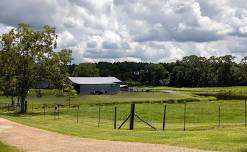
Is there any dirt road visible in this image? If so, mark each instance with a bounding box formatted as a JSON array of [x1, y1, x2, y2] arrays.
[[0, 118, 214, 152]]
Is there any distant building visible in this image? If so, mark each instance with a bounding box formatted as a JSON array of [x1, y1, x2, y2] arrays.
[[69, 77, 122, 94]]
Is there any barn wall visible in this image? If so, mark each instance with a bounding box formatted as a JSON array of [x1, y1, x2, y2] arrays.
[[79, 84, 120, 94]]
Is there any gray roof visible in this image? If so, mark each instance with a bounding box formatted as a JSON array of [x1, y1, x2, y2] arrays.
[[69, 77, 122, 85]]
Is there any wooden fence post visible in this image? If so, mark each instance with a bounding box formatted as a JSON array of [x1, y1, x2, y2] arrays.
[[32, 100, 33, 112], [114, 107, 117, 129], [162, 105, 167, 131], [129, 104, 135, 130], [184, 101, 187, 131], [218, 104, 221, 128], [54, 106, 56, 120], [43, 106, 46, 119], [58, 105, 60, 120], [245, 99, 246, 128], [77, 105, 80, 124], [98, 106, 101, 128]]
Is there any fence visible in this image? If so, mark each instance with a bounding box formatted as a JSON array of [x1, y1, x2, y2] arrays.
[[0, 99, 247, 131]]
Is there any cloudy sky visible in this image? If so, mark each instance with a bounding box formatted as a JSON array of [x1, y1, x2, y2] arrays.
[[0, 0, 247, 63]]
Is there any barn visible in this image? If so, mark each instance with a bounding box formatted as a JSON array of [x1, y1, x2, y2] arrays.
[[69, 77, 122, 94]]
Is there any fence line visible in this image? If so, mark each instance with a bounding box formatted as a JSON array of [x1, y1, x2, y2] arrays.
[[0, 100, 247, 131]]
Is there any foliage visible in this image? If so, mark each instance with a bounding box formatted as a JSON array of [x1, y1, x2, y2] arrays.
[[64, 83, 77, 106], [70, 55, 247, 87], [72, 63, 99, 77], [0, 23, 72, 113], [140, 64, 169, 86]]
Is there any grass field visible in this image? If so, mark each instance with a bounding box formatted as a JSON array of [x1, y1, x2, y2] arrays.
[[0, 91, 215, 108], [139, 86, 247, 95], [1, 91, 247, 152], [0, 142, 21, 152], [1, 98, 247, 151]]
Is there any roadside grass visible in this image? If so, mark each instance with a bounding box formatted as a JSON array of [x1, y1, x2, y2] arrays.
[[0, 142, 21, 152], [1, 99, 247, 152]]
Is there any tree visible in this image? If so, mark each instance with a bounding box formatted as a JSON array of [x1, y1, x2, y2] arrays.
[[140, 64, 169, 86], [0, 23, 72, 113], [49, 48, 73, 95], [169, 65, 186, 87], [72, 63, 100, 77], [214, 55, 235, 86], [181, 55, 209, 87], [239, 57, 247, 85], [64, 83, 77, 108]]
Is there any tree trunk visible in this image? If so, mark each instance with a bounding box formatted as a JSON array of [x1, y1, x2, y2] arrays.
[[20, 94, 27, 113], [11, 95, 14, 105]]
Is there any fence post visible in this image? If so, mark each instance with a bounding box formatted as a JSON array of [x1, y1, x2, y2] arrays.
[[184, 101, 186, 131], [129, 104, 135, 130], [32, 100, 33, 112], [162, 104, 167, 131], [54, 105, 57, 120], [245, 99, 246, 128], [58, 105, 60, 120], [54, 106, 56, 120], [43, 106, 46, 119], [218, 104, 221, 128], [98, 105, 101, 128], [114, 107, 117, 129], [77, 105, 80, 124]]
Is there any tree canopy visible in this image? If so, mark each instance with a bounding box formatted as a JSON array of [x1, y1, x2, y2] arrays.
[[0, 23, 72, 113], [72, 63, 100, 77], [68, 55, 247, 87]]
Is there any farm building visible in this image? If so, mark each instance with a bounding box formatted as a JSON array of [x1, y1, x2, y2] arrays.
[[120, 85, 129, 91], [69, 77, 122, 94]]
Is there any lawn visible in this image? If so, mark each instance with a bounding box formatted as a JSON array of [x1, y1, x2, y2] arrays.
[[0, 142, 21, 152], [1, 96, 247, 152]]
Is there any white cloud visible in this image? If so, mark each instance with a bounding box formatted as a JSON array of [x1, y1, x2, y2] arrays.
[[0, 0, 247, 63]]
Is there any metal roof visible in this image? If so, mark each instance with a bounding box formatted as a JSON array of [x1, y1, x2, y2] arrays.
[[69, 77, 122, 85]]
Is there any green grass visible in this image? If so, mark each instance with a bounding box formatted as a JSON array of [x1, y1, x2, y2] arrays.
[[0, 91, 209, 106], [139, 86, 247, 95], [0, 142, 21, 152], [1, 91, 247, 151], [1, 98, 247, 152]]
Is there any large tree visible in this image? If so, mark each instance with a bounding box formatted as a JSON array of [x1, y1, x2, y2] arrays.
[[0, 23, 72, 113]]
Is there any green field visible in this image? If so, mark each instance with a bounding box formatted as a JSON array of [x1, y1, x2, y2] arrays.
[[0, 91, 197, 105], [139, 86, 247, 95], [1, 91, 247, 152], [0, 142, 21, 152]]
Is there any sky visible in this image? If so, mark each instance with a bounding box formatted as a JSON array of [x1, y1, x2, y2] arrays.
[[0, 0, 247, 63]]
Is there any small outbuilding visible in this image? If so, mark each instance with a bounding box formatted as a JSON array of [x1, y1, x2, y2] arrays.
[[69, 77, 122, 94]]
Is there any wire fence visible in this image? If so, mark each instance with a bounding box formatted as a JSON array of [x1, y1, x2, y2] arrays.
[[0, 99, 246, 131]]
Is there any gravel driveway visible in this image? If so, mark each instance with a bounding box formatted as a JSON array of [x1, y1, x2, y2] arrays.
[[0, 118, 215, 152]]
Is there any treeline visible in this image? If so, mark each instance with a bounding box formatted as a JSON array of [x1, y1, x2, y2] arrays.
[[69, 55, 247, 87]]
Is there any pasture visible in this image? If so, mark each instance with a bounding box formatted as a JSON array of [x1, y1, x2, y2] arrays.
[[1, 90, 247, 152], [140, 86, 247, 95]]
